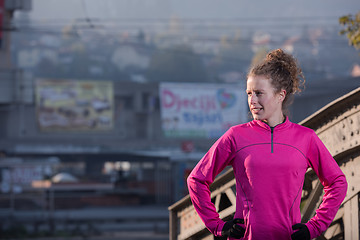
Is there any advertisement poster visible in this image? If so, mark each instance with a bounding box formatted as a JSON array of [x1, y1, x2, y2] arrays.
[[36, 79, 113, 131], [160, 82, 247, 138]]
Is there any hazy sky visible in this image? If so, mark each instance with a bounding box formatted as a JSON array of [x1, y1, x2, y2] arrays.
[[22, 0, 359, 21]]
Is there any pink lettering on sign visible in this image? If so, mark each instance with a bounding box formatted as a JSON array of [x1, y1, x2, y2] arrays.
[[162, 89, 216, 112]]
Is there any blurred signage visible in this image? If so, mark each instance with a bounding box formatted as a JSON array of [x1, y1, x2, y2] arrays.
[[35, 79, 113, 131], [2, 167, 42, 184], [1, 167, 42, 193], [160, 82, 246, 138], [181, 141, 194, 153]]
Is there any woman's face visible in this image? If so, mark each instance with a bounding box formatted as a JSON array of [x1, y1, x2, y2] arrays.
[[246, 75, 285, 126]]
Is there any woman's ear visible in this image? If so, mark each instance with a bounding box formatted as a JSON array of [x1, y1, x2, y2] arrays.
[[279, 89, 286, 102]]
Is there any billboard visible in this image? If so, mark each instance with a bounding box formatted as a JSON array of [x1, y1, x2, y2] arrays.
[[160, 82, 247, 138], [35, 79, 113, 131]]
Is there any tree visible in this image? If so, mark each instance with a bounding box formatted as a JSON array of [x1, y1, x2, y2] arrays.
[[146, 44, 207, 82], [339, 11, 360, 50], [250, 47, 268, 68], [215, 36, 253, 73]]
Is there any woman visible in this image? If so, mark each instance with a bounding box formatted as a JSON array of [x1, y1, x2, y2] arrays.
[[187, 49, 347, 240]]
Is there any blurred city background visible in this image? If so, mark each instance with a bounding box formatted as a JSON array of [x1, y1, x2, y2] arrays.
[[0, 0, 359, 239]]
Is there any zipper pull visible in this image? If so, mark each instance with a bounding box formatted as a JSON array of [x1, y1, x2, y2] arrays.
[[270, 127, 274, 153]]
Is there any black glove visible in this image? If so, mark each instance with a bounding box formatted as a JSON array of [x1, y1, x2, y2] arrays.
[[291, 223, 310, 240], [221, 218, 245, 239]]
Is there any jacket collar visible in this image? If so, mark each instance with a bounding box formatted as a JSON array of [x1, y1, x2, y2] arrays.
[[251, 116, 291, 131]]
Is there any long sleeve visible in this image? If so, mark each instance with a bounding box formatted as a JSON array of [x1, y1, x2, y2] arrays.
[[187, 129, 235, 236], [305, 131, 348, 239]]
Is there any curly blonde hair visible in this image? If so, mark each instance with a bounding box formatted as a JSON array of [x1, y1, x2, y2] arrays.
[[248, 49, 305, 109]]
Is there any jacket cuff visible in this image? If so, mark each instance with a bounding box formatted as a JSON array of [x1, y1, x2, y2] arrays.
[[214, 220, 226, 237], [305, 222, 316, 239]]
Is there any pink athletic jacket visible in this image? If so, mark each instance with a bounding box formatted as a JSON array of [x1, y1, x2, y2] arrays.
[[187, 117, 347, 240]]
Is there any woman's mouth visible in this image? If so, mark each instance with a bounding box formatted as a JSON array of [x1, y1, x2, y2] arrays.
[[251, 107, 263, 114]]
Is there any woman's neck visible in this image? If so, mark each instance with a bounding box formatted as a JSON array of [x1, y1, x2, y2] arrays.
[[263, 114, 286, 127]]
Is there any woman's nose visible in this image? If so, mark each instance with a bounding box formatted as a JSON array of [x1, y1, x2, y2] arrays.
[[249, 94, 257, 104]]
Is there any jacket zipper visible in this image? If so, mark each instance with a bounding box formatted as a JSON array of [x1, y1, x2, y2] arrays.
[[270, 126, 274, 153]]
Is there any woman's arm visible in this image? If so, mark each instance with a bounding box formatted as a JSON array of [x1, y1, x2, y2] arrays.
[[187, 129, 235, 236], [305, 131, 348, 239]]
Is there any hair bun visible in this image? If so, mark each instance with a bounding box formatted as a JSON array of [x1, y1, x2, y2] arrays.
[[266, 48, 286, 62], [248, 48, 305, 110], [266, 49, 296, 79]]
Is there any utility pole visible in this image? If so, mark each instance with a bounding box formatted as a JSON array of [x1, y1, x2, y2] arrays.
[[0, 0, 30, 66]]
